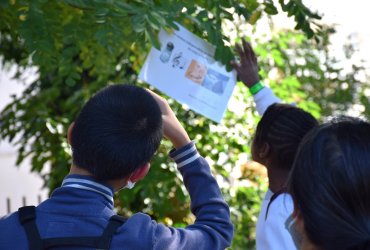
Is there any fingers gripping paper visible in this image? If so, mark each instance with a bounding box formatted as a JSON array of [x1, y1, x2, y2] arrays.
[[139, 24, 237, 123]]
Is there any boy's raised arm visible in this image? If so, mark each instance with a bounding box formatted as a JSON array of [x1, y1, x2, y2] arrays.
[[146, 89, 191, 149], [146, 90, 234, 250]]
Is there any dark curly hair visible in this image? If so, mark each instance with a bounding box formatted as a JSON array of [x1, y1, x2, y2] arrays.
[[254, 103, 318, 170]]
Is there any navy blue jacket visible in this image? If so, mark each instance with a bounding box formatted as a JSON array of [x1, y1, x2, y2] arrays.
[[0, 142, 233, 249]]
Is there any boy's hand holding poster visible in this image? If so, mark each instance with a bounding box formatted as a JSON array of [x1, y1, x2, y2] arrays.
[[139, 24, 237, 123]]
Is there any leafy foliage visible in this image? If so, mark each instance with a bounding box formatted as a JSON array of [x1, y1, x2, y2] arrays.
[[254, 27, 370, 120], [2, 0, 368, 249]]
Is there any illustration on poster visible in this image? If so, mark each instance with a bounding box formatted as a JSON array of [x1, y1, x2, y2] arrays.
[[185, 60, 207, 84], [201, 68, 229, 95], [185, 59, 228, 95], [138, 23, 237, 123], [172, 52, 188, 69], [160, 42, 174, 63]]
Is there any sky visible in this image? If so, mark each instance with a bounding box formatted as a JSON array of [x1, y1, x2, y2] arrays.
[[303, 0, 370, 68]]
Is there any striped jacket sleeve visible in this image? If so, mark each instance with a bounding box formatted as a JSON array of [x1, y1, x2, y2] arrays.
[[152, 141, 234, 250]]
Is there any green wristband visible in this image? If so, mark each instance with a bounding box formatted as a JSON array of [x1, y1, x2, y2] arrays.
[[249, 81, 264, 95]]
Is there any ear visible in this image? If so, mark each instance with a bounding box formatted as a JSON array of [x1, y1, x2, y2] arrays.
[[292, 203, 305, 231], [67, 122, 75, 145], [293, 208, 305, 237], [292, 203, 300, 219], [129, 163, 151, 182], [259, 142, 270, 159]]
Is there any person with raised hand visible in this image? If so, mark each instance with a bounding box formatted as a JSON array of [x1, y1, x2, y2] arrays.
[[0, 84, 233, 250], [232, 39, 318, 250]]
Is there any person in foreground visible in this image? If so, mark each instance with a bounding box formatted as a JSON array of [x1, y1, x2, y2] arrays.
[[0, 84, 233, 249], [231, 39, 318, 250], [288, 116, 370, 250]]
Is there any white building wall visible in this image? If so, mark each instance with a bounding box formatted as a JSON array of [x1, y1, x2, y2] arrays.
[[0, 66, 48, 216]]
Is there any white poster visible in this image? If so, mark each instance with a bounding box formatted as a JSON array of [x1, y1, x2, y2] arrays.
[[139, 24, 237, 123]]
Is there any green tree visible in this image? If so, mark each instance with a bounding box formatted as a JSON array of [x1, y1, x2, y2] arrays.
[[0, 0, 322, 183], [253, 27, 370, 120], [4, 0, 361, 249]]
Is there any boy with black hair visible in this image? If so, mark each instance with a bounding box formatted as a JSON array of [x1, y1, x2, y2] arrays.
[[0, 84, 233, 249], [231, 39, 318, 249]]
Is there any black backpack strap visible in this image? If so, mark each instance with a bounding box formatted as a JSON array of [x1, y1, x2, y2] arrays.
[[265, 188, 287, 220], [43, 215, 127, 249], [19, 206, 126, 250], [97, 215, 127, 249], [18, 206, 43, 250]]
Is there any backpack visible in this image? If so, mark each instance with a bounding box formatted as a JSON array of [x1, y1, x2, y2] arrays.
[[18, 206, 126, 250]]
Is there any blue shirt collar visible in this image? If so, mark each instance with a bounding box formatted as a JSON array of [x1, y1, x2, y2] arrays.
[[62, 174, 114, 206]]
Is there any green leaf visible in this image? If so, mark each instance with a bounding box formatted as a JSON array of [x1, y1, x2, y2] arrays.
[[145, 27, 160, 50], [264, 3, 278, 15], [249, 10, 262, 25], [132, 14, 146, 33], [238, 4, 252, 20], [147, 11, 164, 30]]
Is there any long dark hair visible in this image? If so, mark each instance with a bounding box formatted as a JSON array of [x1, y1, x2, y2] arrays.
[[289, 116, 370, 249]]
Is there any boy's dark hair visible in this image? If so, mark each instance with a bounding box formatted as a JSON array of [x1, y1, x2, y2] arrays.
[[289, 116, 370, 249], [254, 103, 318, 170], [71, 84, 163, 181]]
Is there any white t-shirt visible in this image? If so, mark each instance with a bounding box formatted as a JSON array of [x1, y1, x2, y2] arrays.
[[256, 189, 296, 250], [253, 87, 281, 116], [253, 86, 296, 249]]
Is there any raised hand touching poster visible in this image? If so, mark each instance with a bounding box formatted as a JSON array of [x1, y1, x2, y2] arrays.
[[139, 24, 237, 123]]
